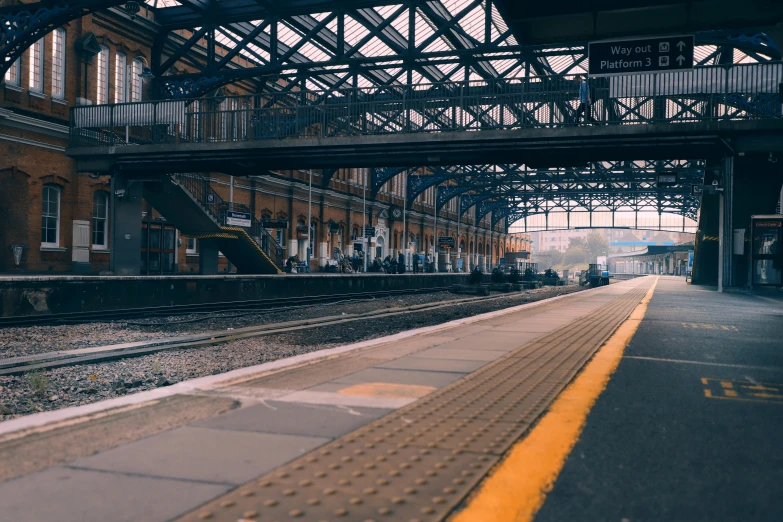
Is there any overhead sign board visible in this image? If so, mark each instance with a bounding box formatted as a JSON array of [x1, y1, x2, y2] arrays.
[[588, 35, 694, 77], [262, 218, 289, 229], [438, 236, 455, 248], [226, 210, 251, 228], [656, 171, 679, 187], [364, 226, 376, 238]]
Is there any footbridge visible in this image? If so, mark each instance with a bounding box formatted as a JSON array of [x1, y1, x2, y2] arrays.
[[67, 63, 783, 173]]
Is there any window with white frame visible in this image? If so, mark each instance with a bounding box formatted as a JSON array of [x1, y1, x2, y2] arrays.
[[186, 237, 197, 254], [29, 38, 44, 93], [4, 58, 20, 86], [115, 52, 126, 103], [92, 191, 109, 249], [131, 58, 142, 102], [51, 28, 65, 99], [189, 99, 201, 141], [96, 45, 109, 104], [41, 185, 61, 247]]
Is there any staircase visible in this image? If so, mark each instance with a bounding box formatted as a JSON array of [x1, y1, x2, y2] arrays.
[[143, 173, 284, 274]]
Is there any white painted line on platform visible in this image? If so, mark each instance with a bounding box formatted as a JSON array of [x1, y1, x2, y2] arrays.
[[623, 355, 781, 371], [0, 280, 644, 437]]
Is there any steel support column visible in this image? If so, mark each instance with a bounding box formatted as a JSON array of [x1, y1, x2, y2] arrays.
[[718, 156, 735, 291]]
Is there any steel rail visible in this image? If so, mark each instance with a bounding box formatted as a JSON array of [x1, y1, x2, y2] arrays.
[[0, 287, 452, 329], [0, 288, 559, 376]]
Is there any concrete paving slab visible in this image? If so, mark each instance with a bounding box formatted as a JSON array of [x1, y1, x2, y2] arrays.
[[0, 466, 229, 522], [275, 389, 417, 409], [492, 320, 571, 333], [438, 333, 530, 352], [72, 426, 329, 485], [356, 335, 458, 360], [192, 401, 392, 438], [373, 356, 489, 373], [409, 346, 511, 361], [331, 367, 466, 387]]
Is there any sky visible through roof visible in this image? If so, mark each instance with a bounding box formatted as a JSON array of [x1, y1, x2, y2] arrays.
[[142, 1, 761, 230]]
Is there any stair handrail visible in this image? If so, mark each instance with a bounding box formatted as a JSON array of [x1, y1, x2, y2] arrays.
[[172, 173, 285, 269]]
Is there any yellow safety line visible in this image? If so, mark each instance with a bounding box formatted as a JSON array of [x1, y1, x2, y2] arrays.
[[451, 276, 659, 522]]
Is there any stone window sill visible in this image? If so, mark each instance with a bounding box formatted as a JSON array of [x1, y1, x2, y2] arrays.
[[52, 97, 68, 105], [91, 248, 110, 253], [186, 252, 199, 257], [29, 90, 46, 100], [4, 83, 22, 92], [40, 246, 67, 252]]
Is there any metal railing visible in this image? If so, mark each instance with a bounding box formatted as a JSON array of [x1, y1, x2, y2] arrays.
[[70, 62, 783, 148], [175, 173, 285, 269]]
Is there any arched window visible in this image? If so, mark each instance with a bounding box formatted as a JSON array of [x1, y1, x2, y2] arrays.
[[96, 45, 109, 104], [92, 191, 109, 249], [131, 58, 143, 102], [51, 28, 66, 99], [115, 52, 127, 103], [29, 37, 44, 93], [41, 185, 61, 247]]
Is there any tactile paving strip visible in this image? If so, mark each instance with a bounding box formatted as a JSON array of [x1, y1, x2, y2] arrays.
[[177, 282, 651, 522]]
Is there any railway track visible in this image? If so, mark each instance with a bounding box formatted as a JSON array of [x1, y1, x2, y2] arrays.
[[0, 290, 542, 376], [0, 287, 453, 328]]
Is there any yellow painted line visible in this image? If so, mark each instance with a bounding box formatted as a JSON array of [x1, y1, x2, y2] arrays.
[[705, 395, 783, 405], [451, 277, 659, 522], [704, 390, 713, 398], [724, 389, 738, 397], [337, 382, 436, 399]]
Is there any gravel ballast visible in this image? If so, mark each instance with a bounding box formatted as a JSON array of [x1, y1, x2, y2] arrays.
[[0, 285, 585, 421]]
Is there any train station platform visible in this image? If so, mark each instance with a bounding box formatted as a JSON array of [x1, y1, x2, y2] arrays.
[[0, 276, 780, 521]]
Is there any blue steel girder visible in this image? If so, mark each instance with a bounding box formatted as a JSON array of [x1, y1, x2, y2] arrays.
[[371, 166, 408, 196], [395, 161, 703, 223], [148, 1, 575, 99], [0, 0, 125, 78], [696, 31, 781, 61]]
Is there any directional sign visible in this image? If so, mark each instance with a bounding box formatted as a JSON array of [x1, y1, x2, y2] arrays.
[[588, 35, 694, 77], [226, 210, 251, 228], [364, 226, 376, 238]]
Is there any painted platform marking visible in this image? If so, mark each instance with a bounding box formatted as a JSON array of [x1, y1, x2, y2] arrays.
[[702, 378, 783, 404], [683, 323, 739, 331], [337, 382, 436, 399]]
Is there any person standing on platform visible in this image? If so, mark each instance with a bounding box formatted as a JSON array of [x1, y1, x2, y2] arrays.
[[575, 75, 594, 125], [398, 252, 406, 274], [413, 254, 420, 274]]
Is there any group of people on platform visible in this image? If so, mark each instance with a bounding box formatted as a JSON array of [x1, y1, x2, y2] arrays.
[[302, 250, 442, 274]]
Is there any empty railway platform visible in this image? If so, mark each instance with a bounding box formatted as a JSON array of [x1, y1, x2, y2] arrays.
[[0, 276, 780, 522]]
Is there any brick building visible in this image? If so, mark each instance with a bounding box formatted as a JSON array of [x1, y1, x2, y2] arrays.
[[1, 4, 526, 274]]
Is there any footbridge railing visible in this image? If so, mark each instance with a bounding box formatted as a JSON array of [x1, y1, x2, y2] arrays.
[[70, 62, 783, 148]]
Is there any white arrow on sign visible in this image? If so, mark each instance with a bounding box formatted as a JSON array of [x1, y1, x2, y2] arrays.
[[676, 55, 686, 65], [677, 40, 686, 51]]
